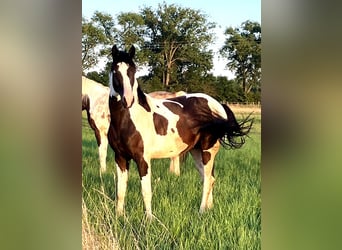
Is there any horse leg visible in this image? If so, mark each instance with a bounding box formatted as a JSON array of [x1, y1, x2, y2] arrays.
[[191, 141, 220, 212], [98, 132, 108, 173], [137, 158, 153, 219], [169, 156, 180, 176], [190, 149, 204, 180], [200, 141, 220, 212], [115, 156, 129, 216]]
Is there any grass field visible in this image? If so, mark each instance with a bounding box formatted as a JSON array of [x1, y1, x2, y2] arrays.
[[82, 111, 261, 249]]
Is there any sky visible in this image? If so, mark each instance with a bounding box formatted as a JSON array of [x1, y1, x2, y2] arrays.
[[82, 0, 261, 78]]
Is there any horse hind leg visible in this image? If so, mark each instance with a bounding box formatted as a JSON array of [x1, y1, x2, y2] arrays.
[[202, 141, 220, 211], [190, 148, 204, 180], [169, 156, 180, 176], [191, 141, 220, 212]]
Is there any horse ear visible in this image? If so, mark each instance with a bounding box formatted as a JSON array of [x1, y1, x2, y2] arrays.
[[112, 45, 119, 58], [128, 45, 135, 58]]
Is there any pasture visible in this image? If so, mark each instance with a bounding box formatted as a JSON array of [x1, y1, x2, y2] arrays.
[[82, 110, 261, 249]]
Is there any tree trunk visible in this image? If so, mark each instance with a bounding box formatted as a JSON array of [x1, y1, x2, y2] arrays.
[[242, 66, 247, 94], [162, 52, 167, 86], [165, 62, 171, 87], [163, 42, 178, 87]]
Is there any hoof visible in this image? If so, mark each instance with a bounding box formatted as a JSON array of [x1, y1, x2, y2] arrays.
[[145, 211, 154, 221], [116, 208, 124, 217]]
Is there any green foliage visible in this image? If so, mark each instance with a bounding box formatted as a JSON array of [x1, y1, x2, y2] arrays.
[[117, 12, 145, 52], [138, 75, 165, 93], [85, 62, 111, 86], [82, 114, 261, 249], [119, 3, 216, 87], [220, 20, 261, 99], [82, 12, 117, 72], [85, 71, 107, 87], [215, 77, 246, 102]]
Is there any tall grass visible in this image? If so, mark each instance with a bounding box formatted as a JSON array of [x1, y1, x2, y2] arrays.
[[82, 112, 261, 249]]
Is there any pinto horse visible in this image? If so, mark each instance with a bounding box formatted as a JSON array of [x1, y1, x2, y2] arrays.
[[108, 45, 252, 218], [82, 76, 110, 173], [82, 76, 184, 175]]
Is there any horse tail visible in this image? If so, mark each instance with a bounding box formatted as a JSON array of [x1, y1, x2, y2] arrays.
[[219, 104, 254, 149]]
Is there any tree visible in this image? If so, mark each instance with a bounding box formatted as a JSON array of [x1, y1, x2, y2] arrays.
[[220, 21, 261, 98], [82, 11, 117, 72], [214, 77, 245, 102], [117, 13, 145, 51], [118, 3, 216, 88], [85, 64, 111, 86]]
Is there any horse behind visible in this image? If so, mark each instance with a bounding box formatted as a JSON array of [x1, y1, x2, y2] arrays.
[[82, 76, 110, 173], [108, 45, 252, 219]]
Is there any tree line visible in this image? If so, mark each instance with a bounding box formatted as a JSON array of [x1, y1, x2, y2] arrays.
[[82, 3, 261, 103]]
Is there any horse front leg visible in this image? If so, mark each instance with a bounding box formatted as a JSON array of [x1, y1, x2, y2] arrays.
[[115, 156, 129, 217], [98, 132, 108, 173], [137, 157, 153, 219]]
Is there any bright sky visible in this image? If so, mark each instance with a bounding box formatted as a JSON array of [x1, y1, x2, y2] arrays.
[[82, 0, 261, 78]]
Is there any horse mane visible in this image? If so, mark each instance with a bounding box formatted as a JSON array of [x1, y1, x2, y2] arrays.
[[137, 85, 151, 112]]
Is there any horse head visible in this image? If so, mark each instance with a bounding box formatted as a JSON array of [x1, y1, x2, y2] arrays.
[[109, 45, 137, 108]]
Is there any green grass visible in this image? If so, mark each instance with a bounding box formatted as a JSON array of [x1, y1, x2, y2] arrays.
[[82, 113, 261, 249]]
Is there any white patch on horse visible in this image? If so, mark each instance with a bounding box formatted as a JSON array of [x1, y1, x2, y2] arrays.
[[109, 72, 120, 99], [117, 62, 134, 107], [116, 164, 128, 216]]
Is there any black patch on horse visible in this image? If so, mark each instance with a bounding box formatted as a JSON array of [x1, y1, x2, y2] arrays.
[[107, 96, 149, 178], [82, 94, 90, 111], [153, 112, 168, 135], [202, 151, 211, 165]]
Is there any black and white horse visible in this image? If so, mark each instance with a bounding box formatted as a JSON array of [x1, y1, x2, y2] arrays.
[[82, 76, 184, 175], [108, 45, 252, 218]]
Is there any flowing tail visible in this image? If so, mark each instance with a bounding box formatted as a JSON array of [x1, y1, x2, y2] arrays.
[[220, 104, 254, 149]]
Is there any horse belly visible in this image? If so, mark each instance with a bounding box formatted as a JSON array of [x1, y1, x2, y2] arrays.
[[147, 135, 187, 159]]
